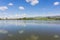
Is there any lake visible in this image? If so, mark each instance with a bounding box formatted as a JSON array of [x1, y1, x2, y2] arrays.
[[0, 20, 60, 40]]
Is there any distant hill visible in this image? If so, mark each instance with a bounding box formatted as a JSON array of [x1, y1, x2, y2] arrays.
[[17, 16, 60, 20], [0, 16, 60, 20]]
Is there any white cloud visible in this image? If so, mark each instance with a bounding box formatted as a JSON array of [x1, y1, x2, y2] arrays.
[[54, 2, 60, 6], [14, 13, 27, 18], [8, 3, 13, 6], [19, 6, 25, 10], [4, 13, 27, 18], [26, 0, 31, 2], [26, 0, 39, 6], [21, 13, 27, 17], [30, 0, 39, 5], [0, 6, 8, 11]]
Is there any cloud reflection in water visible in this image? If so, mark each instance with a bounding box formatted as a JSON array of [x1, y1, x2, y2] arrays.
[[0, 29, 8, 34]]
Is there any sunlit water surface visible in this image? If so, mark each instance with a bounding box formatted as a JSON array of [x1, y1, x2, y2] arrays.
[[0, 20, 60, 40]]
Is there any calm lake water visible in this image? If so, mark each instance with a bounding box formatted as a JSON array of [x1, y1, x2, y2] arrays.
[[0, 20, 60, 40]]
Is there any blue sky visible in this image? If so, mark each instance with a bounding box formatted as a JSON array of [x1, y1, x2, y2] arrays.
[[0, 0, 60, 18]]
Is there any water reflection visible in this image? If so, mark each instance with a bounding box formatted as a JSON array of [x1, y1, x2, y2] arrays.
[[0, 20, 60, 40], [54, 35, 59, 38], [0, 20, 26, 26], [0, 20, 60, 26], [0, 29, 8, 34], [19, 30, 24, 34]]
